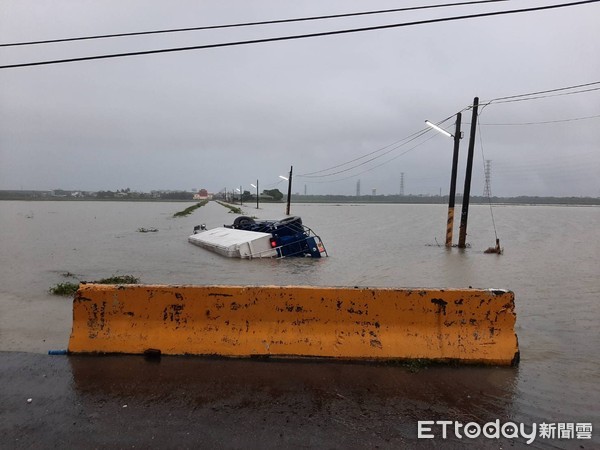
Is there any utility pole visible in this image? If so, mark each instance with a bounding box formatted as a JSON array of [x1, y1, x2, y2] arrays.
[[256, 179, 259, 209], [458, 98, 479, 248], [446, 112, 462, 247], [285, 165, 293, 215], [240, 185, 243, 206], [400, 173, 405, 196]]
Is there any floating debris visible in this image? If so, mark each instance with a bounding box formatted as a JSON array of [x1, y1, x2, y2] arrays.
[[137, 227, 158, 233], [484, 238, 503, 254]]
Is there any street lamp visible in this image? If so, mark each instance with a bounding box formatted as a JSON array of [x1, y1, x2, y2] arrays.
[[426, 117, 462, 247], [250, 181, 259, 209], [425, 120, 453, 138], [235, 188, 242, 206]]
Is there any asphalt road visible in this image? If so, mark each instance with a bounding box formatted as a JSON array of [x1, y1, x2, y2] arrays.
[[1, 352, 522, 449]]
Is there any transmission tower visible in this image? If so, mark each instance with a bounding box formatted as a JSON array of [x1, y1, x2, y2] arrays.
[[483, 160, 492, 197], [356, 179, 361, 197], [400, 172, 405, 196]]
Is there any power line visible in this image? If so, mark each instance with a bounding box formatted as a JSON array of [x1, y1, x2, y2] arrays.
[[485, 80, 600, 103], [2, 0, 598, 70], [0, 0, 511, 48], [297, 112, 464, 183], [299, 128, 430, 177], [479, 113, 600, 125], [474, 81, 600, 118], [299, 113, 459, 178], [299, 128, 433, 179], [303, 132, 440, 184], [304, 79, 600, 183], [488, 86, 600, 104]]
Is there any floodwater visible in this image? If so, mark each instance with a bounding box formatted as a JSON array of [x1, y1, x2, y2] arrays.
[[1, 200, 599, 447]]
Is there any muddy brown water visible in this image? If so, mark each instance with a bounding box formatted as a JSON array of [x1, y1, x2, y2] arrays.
[[1, 200, 598, 447]]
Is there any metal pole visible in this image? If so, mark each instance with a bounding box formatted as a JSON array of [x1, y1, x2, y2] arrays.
[[256, 179, 259, 209], [286, 165, 293, 215], [458, 98, 479, 248], [446, 112, 462, 247]]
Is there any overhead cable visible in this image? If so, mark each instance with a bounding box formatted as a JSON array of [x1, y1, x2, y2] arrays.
[[485, 80, 600, 103], [299, 128, 431, 177], [299, 128, 432, 178], [479, 113, 600, 125], [298, 112, 459, 178], [0, 0, 510, 48], [1, 0, 598, 70], [304, 132, 440, 184], [306, 80, 600, 182], [486, 86, 600, 104]]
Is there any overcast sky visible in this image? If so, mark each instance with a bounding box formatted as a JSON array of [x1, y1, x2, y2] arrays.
[[1, 0, 599, 197]]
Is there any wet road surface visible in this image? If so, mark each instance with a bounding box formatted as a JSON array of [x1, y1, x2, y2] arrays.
[[1, 352, 528, 449]]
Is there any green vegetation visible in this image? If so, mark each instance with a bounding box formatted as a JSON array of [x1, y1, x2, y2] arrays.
[[95, 275, 140, 284], [49, 282, 80, 296], [402, 359, 430, 373], [96, 189, 194, 200], [262, 188, 284, 201], [173, 200, 208, 217], [49, 274, 140, 296], [216, 201, 243, 214]]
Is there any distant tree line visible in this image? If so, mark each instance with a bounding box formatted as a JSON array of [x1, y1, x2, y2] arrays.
[[157, 191, 195, 200], [1, 189, 599, 205], [215, 188, 284, 203]]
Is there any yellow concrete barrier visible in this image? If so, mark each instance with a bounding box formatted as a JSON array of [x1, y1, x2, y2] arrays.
[[69, 284, 519, 365]]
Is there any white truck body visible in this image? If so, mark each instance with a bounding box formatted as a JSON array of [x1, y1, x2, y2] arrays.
[[188, 227, 277, 259]]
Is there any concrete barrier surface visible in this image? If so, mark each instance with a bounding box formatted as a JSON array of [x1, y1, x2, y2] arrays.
[[69, 284, 519, 365]]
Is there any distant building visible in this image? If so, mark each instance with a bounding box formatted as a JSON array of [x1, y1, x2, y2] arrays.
[[193, 189, 212, 200]]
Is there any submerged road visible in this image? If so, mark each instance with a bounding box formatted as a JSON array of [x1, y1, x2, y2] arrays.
[[0, 352, 527, 449]]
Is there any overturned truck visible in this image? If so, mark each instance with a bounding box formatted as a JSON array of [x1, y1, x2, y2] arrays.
[[189, 216, 327, 259], [69, 284, 519, 366]]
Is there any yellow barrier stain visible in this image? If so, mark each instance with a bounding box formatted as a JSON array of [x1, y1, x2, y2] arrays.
[[69, 284, 519, 366]]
